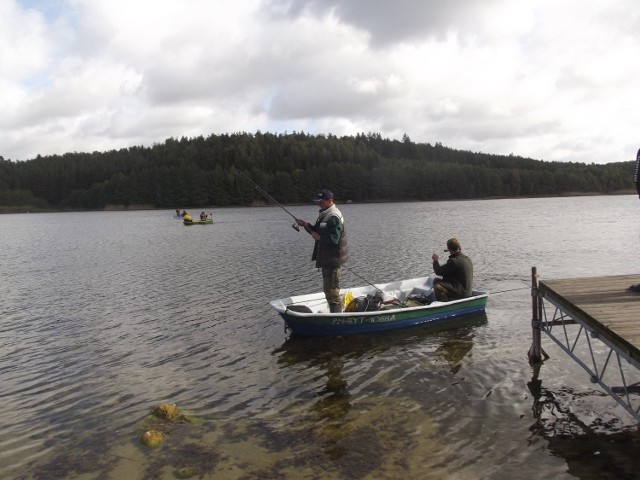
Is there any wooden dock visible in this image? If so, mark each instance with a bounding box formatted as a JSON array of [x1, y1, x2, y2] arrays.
[[530, 269, 640, 421], [539, 274, 640, 363]]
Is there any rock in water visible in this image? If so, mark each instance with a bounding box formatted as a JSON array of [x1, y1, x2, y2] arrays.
[[140, 429, 165, 447]]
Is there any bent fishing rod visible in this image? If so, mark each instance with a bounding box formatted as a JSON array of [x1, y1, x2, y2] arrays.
[[234, 169, 300, 231], [234, 170, 386, 295]]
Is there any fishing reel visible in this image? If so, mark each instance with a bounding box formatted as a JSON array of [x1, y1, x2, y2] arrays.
[[292, 222, 300, 231]]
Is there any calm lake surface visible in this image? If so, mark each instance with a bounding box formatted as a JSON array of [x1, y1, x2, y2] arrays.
[[1, 196, 639, 479]]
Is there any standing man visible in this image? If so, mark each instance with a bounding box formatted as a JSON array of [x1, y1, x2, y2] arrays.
[[635, 147, 640, 198], [630, 148, 640, 291], [431, 238, 473, 301], [296, 189, 348, 313]]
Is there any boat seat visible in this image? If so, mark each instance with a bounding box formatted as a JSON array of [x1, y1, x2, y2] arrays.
[[286, 305, 313, 313]]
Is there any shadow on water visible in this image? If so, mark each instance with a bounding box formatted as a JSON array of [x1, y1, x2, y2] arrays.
[[527, 366, 640, 480]]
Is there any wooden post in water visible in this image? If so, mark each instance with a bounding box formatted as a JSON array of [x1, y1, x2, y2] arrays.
[[528, 266, 543, 364]]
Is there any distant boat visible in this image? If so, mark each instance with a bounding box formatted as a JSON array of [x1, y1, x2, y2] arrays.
[[269, 275, 488, 336], [183, 219, 213, 226]]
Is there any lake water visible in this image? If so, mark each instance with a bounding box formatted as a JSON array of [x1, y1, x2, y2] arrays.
[[1, 195, 639, 479]]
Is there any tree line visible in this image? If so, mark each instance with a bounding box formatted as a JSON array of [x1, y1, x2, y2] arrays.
[[0, 131, 635, 212]]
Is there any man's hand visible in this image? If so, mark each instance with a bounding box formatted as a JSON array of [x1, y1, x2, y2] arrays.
[[296, 218, 318, 239], [432, 253, 439, 262]]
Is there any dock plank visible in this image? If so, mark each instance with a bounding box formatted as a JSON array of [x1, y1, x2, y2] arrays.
[[539, 274, 640, 362]]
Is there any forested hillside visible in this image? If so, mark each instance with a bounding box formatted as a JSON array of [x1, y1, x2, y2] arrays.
[[0, 132, 634, 212]]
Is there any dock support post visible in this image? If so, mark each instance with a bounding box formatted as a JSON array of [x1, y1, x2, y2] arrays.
[[528, 266, 547, 364]]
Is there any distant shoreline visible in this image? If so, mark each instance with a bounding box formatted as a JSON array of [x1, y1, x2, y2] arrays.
[[0, 190, 635, 214]]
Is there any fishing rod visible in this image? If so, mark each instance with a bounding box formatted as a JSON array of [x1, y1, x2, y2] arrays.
[[234, 171, 396, 303], [341, 264, 387, 296], [234, 169, 300, 231]]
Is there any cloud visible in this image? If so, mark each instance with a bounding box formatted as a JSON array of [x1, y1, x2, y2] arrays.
[[1, 0, 639, 164], [266, 0, 533, 47]]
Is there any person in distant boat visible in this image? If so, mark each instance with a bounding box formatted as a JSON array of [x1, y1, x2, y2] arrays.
[[431, 238, 473, 301], [295, 189, 348, 313], [183, 212, 192, 223], [200, 211, 207, 220]]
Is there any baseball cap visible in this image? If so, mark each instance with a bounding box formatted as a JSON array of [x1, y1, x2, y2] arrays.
[[313, 189, 334, 203]]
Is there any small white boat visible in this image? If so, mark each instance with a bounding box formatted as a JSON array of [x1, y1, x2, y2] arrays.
[[269, 275, 488, 336]]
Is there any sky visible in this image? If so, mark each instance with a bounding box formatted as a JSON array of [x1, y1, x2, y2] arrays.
[[1, 0, 639, 164]]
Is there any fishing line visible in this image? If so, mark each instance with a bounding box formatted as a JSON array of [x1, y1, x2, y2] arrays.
[[341, 264, 386, 295], [488, 286, 529, 295], [234, 169, 300, 231]]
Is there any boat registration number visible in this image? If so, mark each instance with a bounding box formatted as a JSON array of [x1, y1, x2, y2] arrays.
[[331, 314, 396, 325]]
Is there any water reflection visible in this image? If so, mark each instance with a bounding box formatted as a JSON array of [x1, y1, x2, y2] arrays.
[[275, 313, 488, 357], [527, 367, 640, 480], [273, 314, 488, 459]]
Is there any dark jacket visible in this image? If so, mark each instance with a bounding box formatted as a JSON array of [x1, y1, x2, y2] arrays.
[[310, 204, 348, 268], [433, 252, 473, 298], [635, 148, 640, 198]]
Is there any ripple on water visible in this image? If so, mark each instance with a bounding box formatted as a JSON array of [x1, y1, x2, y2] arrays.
[[1, 201, 640, 479]]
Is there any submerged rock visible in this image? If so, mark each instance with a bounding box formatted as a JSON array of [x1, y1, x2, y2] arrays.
[[137, 403, 193, 443], [151, 403, 187, 422], [176, 467, 200, 478], [140, 429, 165, 448]]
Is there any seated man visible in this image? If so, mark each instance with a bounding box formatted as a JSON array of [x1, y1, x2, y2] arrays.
[[431, 238, 473, 301]]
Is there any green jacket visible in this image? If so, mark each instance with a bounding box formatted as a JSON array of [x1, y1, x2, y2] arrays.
[[433, 252, 473, 298]]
